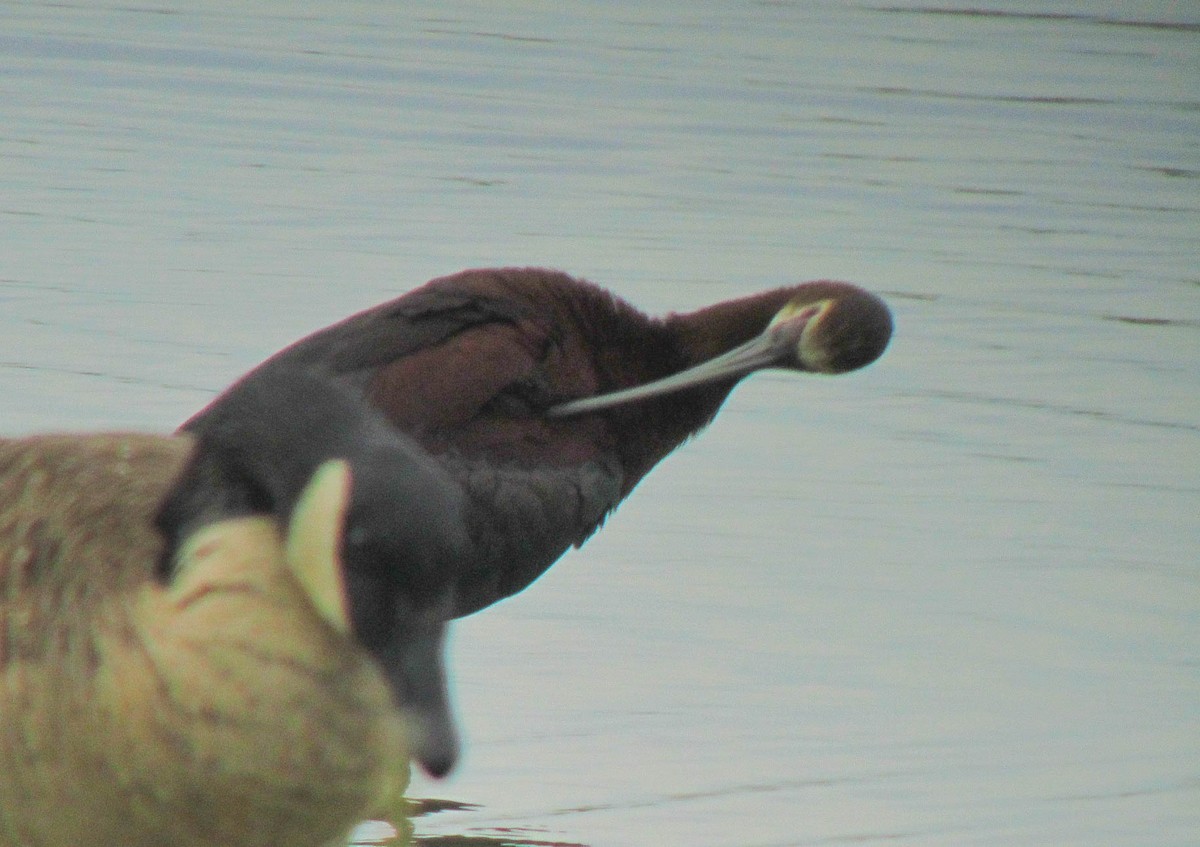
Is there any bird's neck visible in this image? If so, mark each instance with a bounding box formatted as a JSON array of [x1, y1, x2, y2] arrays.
[[666, 286, 798, 365], [605, 288, 797, 493]]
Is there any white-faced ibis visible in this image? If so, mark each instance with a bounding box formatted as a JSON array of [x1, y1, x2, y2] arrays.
[[183, 268, 893, 618], [0, 372, 467, 847]]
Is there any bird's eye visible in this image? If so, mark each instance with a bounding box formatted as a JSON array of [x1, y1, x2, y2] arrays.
[[346, 525, 368, 548], [797, 305, 821, 321]]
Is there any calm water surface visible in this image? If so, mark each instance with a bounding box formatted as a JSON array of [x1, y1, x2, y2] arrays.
[[2, 2, 1197, 846]]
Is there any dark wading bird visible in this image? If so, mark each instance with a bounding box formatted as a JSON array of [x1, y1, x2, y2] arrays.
[[184, 268, 893, 618], [1, 371, 466, 847]]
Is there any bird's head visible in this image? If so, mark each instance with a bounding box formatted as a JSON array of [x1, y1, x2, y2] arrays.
[[547, 280, 893, 417], [158, 369, 468, 777], [764, 281, 893, 375]]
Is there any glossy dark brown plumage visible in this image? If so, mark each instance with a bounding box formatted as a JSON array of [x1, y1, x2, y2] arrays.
[[184, 267, 893, 617]]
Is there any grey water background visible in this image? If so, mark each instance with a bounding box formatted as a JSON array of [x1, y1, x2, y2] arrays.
[[2, 2, 1197, 845]]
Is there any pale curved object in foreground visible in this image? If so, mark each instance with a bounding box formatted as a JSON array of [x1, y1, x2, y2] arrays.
[[0, 434, 409, 847]]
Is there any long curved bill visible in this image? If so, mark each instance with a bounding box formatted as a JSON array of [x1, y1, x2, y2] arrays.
[[546, 309, 814, 418]]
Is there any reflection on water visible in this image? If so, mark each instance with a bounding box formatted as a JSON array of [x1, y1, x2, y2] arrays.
[[416, 834, 588, 847], [351, 800, 590, 847], [3, 1, 1198, 846]]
